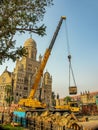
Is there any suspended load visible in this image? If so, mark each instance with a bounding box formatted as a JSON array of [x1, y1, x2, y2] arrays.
[[69, 86, 77, 95], [67, 54, 77, 95]]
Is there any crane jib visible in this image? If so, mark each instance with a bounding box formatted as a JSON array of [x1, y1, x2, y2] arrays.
[[49, 16, 66, 50], [29, 16, 66, 98]]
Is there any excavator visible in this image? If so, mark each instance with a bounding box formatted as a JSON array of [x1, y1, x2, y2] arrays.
[[18, 16, 66, 111]]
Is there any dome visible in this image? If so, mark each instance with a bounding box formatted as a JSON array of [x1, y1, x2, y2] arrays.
[[24, 38, 36, 48]]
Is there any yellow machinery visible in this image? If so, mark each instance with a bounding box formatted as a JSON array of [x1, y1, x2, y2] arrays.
[[18, 16, 66, 109], [55, 101, 80, 113]]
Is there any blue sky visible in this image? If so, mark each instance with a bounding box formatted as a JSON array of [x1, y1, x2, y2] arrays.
[[0, 0, 98, 97]]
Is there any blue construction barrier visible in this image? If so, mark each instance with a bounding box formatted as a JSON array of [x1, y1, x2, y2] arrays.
[[13, 111, 27, 127]]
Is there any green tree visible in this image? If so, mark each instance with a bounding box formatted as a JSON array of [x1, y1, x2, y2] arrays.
[[0, 0, 53, 64], [52, 91, 56, 106], [57, 93, 59, 99], [5, 85, 13, 106], [64, 96, 71, 104]]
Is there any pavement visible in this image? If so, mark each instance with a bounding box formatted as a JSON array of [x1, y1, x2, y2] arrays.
[[78, 116, 98, 130], [79, 120, 98, 129]]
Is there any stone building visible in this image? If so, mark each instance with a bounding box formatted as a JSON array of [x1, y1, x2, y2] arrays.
[[41, 71, 52, 106], [71, 91, 98, 105], [55, 91, 98, 107], [13, 38, 41, 103], [0, 38, 52, 106], [0, 67, 13, 106], [80, 91, 98, 105]]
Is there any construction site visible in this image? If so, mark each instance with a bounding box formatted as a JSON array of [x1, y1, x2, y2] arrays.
[[0, 16, 98, 130]]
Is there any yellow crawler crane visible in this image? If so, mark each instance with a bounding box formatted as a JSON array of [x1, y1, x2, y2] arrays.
[[18, 16, 66, 109]]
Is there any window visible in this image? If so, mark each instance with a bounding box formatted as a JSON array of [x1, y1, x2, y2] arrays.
[[70, 103, 78, 107], [24, 87, 28, 90]]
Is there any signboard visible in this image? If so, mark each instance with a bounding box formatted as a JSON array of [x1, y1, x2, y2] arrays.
[[69, 86, 77, 95]]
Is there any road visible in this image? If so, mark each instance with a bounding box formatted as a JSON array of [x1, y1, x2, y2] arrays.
[[78, 116, 98, 129]]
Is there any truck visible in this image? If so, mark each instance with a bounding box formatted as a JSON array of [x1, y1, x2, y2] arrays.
[[55, 101, 80, 114]]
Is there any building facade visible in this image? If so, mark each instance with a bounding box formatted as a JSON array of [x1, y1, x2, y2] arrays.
[[13, 38, 41, 103], [0, 67, 13, 106], [71, 91, 98, 105], [41, 71, 52, 106], [0, 38, 52, 106]]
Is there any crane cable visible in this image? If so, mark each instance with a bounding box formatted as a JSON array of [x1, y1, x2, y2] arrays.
[[64, 21, 77, 89]]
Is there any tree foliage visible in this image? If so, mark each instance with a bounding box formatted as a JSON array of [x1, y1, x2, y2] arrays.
[[5, 85, 13, 106], [64, 96, 71, 104], [52, 91, 56, 106], [0, 0, 53, 64]]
